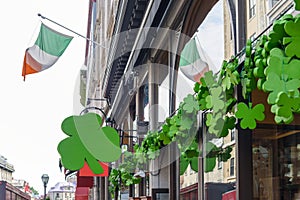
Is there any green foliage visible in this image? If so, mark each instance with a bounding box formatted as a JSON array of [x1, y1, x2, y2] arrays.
[[235, 103, 265, 129], [58, 113, 121, 174], [295, 0, 300, 10], [30, 187, 39, 195]]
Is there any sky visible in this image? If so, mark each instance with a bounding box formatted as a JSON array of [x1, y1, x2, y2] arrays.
[[0, 0, 223, 195], [0, 0, 89, 194]]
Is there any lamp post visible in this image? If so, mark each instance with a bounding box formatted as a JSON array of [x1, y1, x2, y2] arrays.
[[41, 174, 49, 200]]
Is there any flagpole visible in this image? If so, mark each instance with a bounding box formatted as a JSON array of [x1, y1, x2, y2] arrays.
[[37, 13, 107, 49]]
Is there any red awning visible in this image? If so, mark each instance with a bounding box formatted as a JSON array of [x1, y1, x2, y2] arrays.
[[75, 187, 89, 200], [79, 161, 109, 177]]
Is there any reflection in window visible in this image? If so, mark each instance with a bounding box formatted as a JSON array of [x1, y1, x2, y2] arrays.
[[253, 130, 300, 199]]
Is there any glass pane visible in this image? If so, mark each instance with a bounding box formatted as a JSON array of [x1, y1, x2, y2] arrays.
[[253, 129, 300, 199]]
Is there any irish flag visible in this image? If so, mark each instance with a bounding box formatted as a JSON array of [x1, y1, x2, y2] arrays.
[[22, 23, 73, 80], [179, 37, 209, 82]]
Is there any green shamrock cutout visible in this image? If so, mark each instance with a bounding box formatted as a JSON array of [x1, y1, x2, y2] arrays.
[[265, 48, 300, 79], [271, 104, 294, 124], [201, 71, 217, 89], [284, 18, 300, 58], [206, 86, 225, 112], [183, 94, 200, 113], [179, 117, 194, 130], [147, 149, 160, 160], [206, 113, 221, 135], [273, 92, 300, 123], [295, 0, 300, 10], [206, 113, 235, 137], [235, 102, 265, 129], [262, 72, 300, 104], [222, 69, 240, 91], [58, 113, 121, 174], [180, 155, 199, 175], [159, 132, 171, 145], [268, 23, 285, 47]]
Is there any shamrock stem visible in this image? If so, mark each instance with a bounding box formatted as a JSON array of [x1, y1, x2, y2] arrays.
[[85, 153, 104, 174]]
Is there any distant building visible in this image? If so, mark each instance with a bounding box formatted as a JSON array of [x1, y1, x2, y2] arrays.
[[47, 182, 76, 200], [0, 155, 14, 184]]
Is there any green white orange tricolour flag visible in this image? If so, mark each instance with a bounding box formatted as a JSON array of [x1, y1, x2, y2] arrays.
[[22, 23, 73, 80], [179, 37, 209, 82]]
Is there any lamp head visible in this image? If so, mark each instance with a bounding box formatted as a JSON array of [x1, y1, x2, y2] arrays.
[[41, 174, 49, 186]]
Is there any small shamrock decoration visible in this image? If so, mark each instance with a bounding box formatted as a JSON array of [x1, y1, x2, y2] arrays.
[[147, 149, 160, 160], [272, 92, 300, 123], [159, 132, 171, 145], [206, 113, 236, 137], [206, 86, 225, 112], [284, 18, 300, 58], [183, 94, 200, 113], [262, 72, 300, 104], [201, 71, 217, 89], [235, 102, 265, 129], [271, 104, 294, 124], [268, 16, 290, 46], [179, 117, 194, 130], [57, 113, 121, 174]]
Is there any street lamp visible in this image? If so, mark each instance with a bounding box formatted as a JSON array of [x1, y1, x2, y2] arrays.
[[41, 174, 49, 200]]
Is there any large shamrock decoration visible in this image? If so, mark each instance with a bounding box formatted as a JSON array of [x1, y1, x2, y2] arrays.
[[58, 113, 121, 174], [284, 18, 300, 58], [262, 72, 300, 104], [235, 103, 265, 129], [265, 48, 300, 79]]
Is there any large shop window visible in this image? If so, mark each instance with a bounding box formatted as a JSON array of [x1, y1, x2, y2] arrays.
[[253, 128, 300, 200]]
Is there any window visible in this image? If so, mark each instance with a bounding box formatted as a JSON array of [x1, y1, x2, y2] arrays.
[[218, 160, 222, 169], [270, 0, 279, 8], [231, 128, 235, 141], [230, 158, 235, 176], [249, 32, 256, 42], [249, 0, 256, 18]]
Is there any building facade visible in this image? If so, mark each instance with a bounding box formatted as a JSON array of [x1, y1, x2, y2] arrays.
[[47, 182, 76, 200], [73, 0, 300, 199], [0, 155, 14, 184]]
